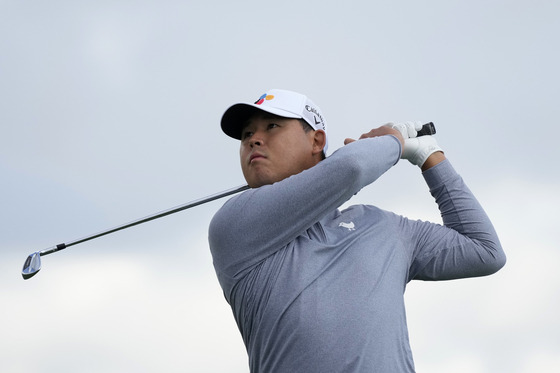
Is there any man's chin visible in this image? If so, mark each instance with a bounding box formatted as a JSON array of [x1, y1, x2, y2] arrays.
[[246, 175, 277, 189], [248, 180, 271, 189]]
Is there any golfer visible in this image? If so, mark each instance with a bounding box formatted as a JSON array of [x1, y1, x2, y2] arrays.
[[209, 89, 506, 372]]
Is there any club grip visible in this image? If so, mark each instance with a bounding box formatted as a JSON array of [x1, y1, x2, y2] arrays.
[[417, 122, 436, 136]]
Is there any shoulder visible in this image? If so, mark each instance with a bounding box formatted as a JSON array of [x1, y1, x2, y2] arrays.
[[209, 191, 247, 232]]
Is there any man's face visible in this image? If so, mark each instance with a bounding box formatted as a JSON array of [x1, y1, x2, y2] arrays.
[[239, 113, 319, 188]]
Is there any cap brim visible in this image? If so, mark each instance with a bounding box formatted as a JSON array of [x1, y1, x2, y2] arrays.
[[221, 103, 302, 140]]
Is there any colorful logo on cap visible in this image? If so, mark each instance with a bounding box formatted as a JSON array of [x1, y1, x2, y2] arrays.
[[255, 93, 274, 105]]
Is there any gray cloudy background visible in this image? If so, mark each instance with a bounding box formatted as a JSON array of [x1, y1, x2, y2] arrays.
[[2, 1, 559, 372]]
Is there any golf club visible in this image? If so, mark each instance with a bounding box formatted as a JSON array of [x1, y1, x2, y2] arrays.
[[22, 184, 250, 279], [22, 122, 436, 280]]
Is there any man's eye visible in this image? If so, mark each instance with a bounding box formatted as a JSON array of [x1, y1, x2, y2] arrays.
[[268, 123, 279, 129], [242, 131, 253, 140]]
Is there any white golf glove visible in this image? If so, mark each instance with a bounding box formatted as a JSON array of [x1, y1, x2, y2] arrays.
[[385, 121, 424, 139], [402, 136, 443, 167], [385, 121, 442, 167]]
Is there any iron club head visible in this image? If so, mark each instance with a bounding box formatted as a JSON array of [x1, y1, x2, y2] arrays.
[[22, 252, 42, 280]]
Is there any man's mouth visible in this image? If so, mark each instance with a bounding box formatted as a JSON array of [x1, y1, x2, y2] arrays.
[[249, 153, 265, 163]]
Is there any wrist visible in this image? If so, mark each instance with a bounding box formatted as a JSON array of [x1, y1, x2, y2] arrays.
[[421, 151, 446, 171]]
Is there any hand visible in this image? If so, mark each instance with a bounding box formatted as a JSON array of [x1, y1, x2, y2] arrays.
[[344, 125, 404, 149], [384, 121, 424, 140], [402, 136, 444, 168]]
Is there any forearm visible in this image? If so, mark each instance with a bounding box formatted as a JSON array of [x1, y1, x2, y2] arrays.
[[415, 160, 506, 280]]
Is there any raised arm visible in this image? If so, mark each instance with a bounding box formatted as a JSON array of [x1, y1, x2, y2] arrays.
[[388, 122, 506, 280], [407, 159, 506, 280], [209, 134, 402, 280]]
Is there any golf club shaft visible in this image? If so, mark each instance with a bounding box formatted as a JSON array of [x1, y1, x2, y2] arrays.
[[36, 122, 436, 257], [23, 121, 436, 279], [38, 184, 250, 257]]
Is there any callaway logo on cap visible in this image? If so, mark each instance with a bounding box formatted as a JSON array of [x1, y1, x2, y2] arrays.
[[221, 89, 329, 154]]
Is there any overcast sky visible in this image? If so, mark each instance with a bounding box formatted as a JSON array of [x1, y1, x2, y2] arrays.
[[2, 1, 559, 372]]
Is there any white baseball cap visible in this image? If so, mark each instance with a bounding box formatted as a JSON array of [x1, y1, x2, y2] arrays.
[[220, 89, 328, 154]]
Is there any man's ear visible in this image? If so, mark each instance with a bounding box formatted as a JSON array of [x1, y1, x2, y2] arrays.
[[312, 130, 326, 156]]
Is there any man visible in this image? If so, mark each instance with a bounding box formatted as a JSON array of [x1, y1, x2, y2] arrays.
[[208, 89, 506, 372]]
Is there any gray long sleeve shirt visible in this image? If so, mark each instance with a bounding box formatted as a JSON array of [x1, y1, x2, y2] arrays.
[[208, 135, 506, 372]]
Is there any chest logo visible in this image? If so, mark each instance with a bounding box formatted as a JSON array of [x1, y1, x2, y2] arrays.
[[339, 221, 356, 231]]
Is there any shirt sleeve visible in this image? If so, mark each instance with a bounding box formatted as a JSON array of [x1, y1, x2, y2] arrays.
[[209, 135, 402, 289], [407, 159, 506, 281]]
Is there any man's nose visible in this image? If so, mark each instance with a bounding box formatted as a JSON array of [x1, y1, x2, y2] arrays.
[[249, 132, 264, 147]]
